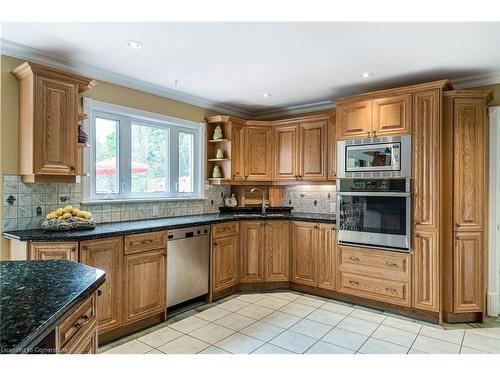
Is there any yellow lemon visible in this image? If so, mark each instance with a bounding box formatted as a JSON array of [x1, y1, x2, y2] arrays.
[[55, 208, 64, 216], [72, 208, 80, 216], [63, 205, 73, 213], [46, 213, 58, 220], [62, 212, 72, 219]]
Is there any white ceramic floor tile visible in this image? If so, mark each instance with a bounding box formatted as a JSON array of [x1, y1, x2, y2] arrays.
[[408, 348, 427, 354], [145, 349, 164, 354], [214, 312, 257, 331], [157, 335, 210, 354], [104, 339, 153, 354], [349, 309, 386, 324], [419, 325, 465, 344], [460, 346, 489, 354], [237, 304, 275, 320], [278, 302, 317, 317], [265, 292, 301, 301], [306, 309, 345, 326], [252, 343, 294, 354], [306, 341, 355, 354], [236, 293, 266, 303], [382, 316, 423, 334], [195, 307, 232, 322], [240, 321, 285, 342], [466, 327, 500, 340], [198, 346, 230, 354], [462, 331, 500, 354], [261, 311, 302, 329], [270, 330, 317, 353], [288, 318, 333, 339], [169, 316, 210, 334], [358, 338, 409, 354], [371, 324, 417, 347], [137, 326, 183, 348], [322, 327, 368, 351], [254, 296, 291, 310], [294, 296, 326, 308], [320, 302, 354, 316], [215, 332, 265, 354], [217, 299, 250, 312], [189, 323, 236, 345], [411, 335, 460, 354], [336, 316, 380, 336]]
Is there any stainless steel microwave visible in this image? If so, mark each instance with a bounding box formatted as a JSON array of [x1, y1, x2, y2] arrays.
[[337, 135, 411, 178]]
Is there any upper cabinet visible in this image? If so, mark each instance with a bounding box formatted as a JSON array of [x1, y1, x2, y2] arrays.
[[274, 125, 299, 181], [336, 94, 411, 140], [12, 62, 96, 183], [299, 120, 327, 180], [244, 124, 273, 181], [327, 110, 337, 180]]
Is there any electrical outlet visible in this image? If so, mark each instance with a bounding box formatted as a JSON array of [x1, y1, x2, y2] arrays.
[[152, 204, 159, 217]]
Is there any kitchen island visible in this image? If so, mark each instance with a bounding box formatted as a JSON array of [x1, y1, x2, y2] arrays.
[[0, 260, 105, 354]]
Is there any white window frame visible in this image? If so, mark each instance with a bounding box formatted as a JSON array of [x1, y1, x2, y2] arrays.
[[82, 98, 205, 202]]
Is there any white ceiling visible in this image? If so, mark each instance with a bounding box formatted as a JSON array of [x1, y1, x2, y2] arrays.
[[1, 22, 500, 118]]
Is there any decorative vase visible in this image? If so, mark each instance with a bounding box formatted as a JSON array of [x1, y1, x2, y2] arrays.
[[213, 125, 223, 140], [78, 124, 88, 144], [212, 165, 222, 178], [215, 148, 224, 159], [224, 193, 238, 208]]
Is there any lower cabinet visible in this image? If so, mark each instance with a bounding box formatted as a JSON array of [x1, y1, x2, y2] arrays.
[[240, 221, 266, 282], [124, 248, 167, 323], [212, 234, 239, 293], [317, 224, 336, 290], [80, 237, 123, 334], [265, 221, 290, 282], [29, 242, 78, 262], [412, 231, 440, 312]]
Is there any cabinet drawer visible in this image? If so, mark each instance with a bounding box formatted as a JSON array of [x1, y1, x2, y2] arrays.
[[338, 245, 410, 281], [57, 293, 97, 350], [339, 272, 411, 307], [63, 320, 98, 354], [212, 222, 239, 238], [124, 231, 167, 254]]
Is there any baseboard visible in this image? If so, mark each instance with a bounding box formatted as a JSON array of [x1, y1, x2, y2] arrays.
[[487, 291, 500, 317]]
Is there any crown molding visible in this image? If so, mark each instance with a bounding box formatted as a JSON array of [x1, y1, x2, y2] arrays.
[[251, 100, 336, 119], [0, 38, 252, 118], [451, 71, 500, 89]]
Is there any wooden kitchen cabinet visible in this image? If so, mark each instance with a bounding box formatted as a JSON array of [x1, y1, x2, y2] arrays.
[[453, 232, 484, 312], [80, 237, 123, 333], [274, 125, 299, 180], [327, 110, 337, 180], [12, 62, 95, 183], [291, 222, 318, 286], [244, 125, 273, 181], [231, 122, 245, 181], [372, 93, 412, 136], [317, 224, 336, 290], [212, 235, 239, 293], [337, 100, 373, 139], [265, 221, 290, 282], [299, 120, 328, 180], [239, 221, 266, 282], [124, 248, 167, 323], [412, 231, 440, 312], [29, 242, 78, 262]]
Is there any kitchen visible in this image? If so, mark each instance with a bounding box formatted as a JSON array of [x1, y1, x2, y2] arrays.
[[1, 8, 500, 370]]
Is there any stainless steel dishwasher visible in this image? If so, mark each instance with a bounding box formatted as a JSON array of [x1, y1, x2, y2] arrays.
[[166, 225, 210, 307]]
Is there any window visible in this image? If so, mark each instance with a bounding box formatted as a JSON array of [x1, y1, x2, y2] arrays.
[[85, 99, 204, 201]]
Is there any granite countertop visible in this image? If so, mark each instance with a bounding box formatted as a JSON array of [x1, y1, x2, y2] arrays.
[[0, 261, 105, 354], [2, 212, 336, 242]]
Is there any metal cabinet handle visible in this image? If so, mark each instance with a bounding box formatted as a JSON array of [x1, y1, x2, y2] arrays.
[[97, 289, 102, 296], [367, 131, 371, 137], [349, 280, 360, 286], [349, 256, 360, 262], [385, 287, 397, 294], [214, 242, 218, 246], [163, 251, 167, 257], [142, 239, 153, 244], [81, 246, 88, 251], [372, 131, 377, 137], [71, 247, 76, 252], [386, 261, 398, 267]]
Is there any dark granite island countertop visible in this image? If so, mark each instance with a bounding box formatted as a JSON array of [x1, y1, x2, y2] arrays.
[[0, 260, 105, 354], [2, 212, 336, 242]]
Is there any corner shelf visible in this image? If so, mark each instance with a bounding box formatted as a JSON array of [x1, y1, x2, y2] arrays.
[[207, 158, 230, 162], [208, 139, 230, 143]]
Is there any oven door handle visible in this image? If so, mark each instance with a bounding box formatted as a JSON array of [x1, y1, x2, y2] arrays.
[[338, 192, 411, 197]]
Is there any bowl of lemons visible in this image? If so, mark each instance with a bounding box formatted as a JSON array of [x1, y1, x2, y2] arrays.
[[41, 205, 96, 231]]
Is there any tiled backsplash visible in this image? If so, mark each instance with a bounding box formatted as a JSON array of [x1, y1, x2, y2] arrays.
[[2, 175, 229, 231], [280, 184, 336, 214]]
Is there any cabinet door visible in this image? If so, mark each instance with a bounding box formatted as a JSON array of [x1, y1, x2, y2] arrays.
[[413, 89, 440, 231], [317, 224, 336, 290], [299, 120, 327, 180], [274, 125, 299, 180], [265, 221, 290, 282], [240, 221, 266, 282], [29, 242, 78, 262], [212, 235, 239, 293], [454, 98, 486, 231], [454, 232, 484, 312], [34, 75, 78, 175], [337, 100, 373, 139], [412, 231, 439, 312], [80, 237, 123, 333], [231, 122, 245, 181], [124, 249, 167, 323], [327, 111, 337, 180], [244, 126, 273, 181], [372, 94, 412, 136], [291, 222, 318, 286]]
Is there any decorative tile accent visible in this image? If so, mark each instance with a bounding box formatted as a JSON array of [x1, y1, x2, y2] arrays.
[[280, 184, 336, 214]]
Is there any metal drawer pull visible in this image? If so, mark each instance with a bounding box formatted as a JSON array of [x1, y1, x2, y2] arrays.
[[349, 256, 360, 262], [142, 239, 153, 244], [385, 287, 397, 294], [349, 280, 360, 286], [386, 261, 398, 267]]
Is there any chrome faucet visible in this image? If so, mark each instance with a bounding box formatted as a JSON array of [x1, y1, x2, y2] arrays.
[[250, 188, 267, 214]]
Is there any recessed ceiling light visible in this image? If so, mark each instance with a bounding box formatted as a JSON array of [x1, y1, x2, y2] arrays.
[[360, 72, 373, 78], [261, 93, 272, 98], [126, 40, 143, 50]]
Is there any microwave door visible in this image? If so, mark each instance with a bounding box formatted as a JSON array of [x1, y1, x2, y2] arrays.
[[345, 143, 400, 172]]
